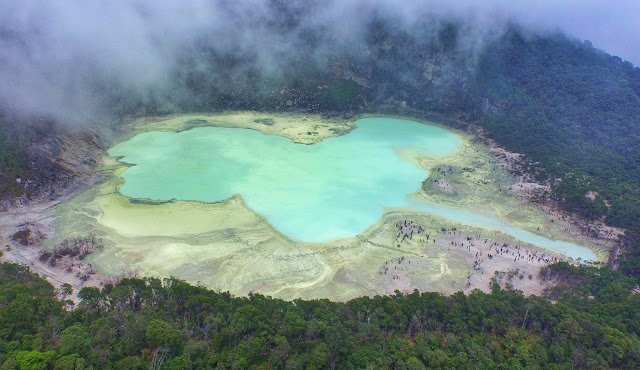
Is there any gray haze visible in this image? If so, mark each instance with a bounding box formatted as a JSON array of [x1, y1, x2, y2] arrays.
[[482, 0, 640, 66], [0, 0, 637, 124]]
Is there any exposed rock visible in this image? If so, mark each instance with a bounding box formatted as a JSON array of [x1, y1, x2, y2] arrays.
[[0, 128, 106, 211]]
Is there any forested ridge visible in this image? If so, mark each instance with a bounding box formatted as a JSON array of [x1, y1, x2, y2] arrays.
[[477, 30, 640, 232], [1, 262, 640, 369], [473, 30, 640, 276]]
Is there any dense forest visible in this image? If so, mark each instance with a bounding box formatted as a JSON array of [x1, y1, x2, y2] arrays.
[[477, 30, 640, 233], [1, 262, 639, 369], [472, 30, 640, 278]]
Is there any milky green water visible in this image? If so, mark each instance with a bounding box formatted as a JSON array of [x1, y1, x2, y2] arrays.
[[109, 117, 596, 261]]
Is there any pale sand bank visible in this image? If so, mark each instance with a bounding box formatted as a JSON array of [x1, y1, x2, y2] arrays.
[[35, 113, 610, 301], [129, 111, 356, 144]]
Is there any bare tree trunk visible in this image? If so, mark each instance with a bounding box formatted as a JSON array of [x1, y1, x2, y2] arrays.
[[151, 347, 169, 370], [521, 305, 530, 329]]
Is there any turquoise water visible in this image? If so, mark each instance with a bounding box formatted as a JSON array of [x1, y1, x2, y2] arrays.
[[409, 200, 596, 261], [109, 117, 596, 261]]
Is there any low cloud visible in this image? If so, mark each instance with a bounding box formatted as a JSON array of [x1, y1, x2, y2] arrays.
[[0, 1, 636, 124]]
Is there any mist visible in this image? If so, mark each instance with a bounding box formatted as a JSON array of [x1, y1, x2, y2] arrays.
[[0, 0, 636, 125]]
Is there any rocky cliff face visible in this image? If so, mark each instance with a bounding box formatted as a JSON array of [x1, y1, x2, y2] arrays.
[[0, 122, 105, 211]]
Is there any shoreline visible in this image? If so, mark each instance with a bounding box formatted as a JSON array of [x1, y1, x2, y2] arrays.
[[471, 126, 622, 262], [0, 112, 621, 301]]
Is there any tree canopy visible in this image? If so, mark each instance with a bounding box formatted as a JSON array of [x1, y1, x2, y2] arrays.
[[1, 262, 639, 369]]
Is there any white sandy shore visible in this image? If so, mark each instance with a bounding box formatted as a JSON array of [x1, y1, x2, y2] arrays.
[[0, 112, 618, 301]]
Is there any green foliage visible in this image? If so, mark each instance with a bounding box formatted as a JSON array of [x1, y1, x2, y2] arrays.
[[52, 355, 85, 370], [114, 356, 144, 370], [145, 319, 183, 353], [163, 355, 189, 370], [59, 324, 91, 356], [2, 262, 640, 369], [4, 351, 55, 370], [0, 125, 27, 197], [323, 79, 362, 109], [60, 284, 73, 298]]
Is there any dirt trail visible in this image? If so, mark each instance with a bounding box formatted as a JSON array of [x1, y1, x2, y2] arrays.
[[0, 197, 109, 303]]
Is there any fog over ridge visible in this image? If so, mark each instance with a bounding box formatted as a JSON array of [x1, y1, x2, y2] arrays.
[[0, 0, 637, 124]]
